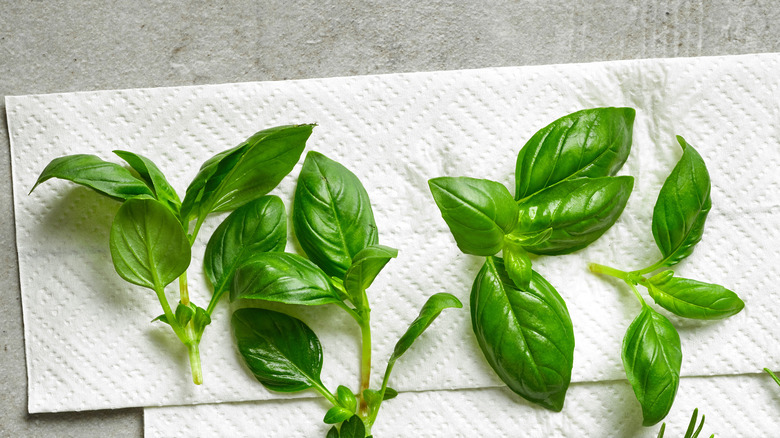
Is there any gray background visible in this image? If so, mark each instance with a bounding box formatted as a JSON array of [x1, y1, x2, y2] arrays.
[[1, 1, 778, 436]]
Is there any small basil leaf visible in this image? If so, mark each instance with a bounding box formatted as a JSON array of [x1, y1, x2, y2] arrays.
[[230, 252, 341, 305], [343, 245, 398, 307], [515, 107, 635, 200], [113, 150, 181, 212], [622, 305, 682, 426], [503, 243, 532, 290], [646, 271, 744, 320], [338, 415, 366, 438], [151, 314, 169, 325], [651, 136, 712, 267], [428, 176, 519, 256], [336, 385, 357, 412], [204, 195, 287, 299], [382, 387, 398, 400], [515, 176, 634, 255], [326, 426, 340, 438], [293, 151, 379, 277], [231, 307, 324, 392], [174, 302, 195, 328], [180, 124, 313, 222], [505, 227, 553, 247], [31, 154, 154, 201], [471, 256, 574, 411], [192, 306, 211, 342], [392, 293, 462, 360], [109, 198, 190, 290], [324, 406, 353, 424], [362, 389, 382, 420]]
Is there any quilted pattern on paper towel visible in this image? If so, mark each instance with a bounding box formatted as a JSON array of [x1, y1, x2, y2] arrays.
[[7, 53, 780, 412]]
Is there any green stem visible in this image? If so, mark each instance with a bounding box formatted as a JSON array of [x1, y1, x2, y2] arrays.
[[368, 357, 396, 426], [189, 214, 206, 245], [764, 368, 780, 387], [358, 312, 372, 418], [179, 271, 190, 306], [310, 380, 340, 407], [628, 282, 647, 307], [588, 263, 632, 281], [186, 342, 203, 385], [636, 259, 668, 276]]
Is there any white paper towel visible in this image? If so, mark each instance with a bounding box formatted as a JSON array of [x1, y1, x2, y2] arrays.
[[144, 374, 780, 437], [8, 53, 780, 413]]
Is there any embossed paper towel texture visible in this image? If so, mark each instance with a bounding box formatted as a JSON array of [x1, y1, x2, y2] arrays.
[[8, 53, 780, 413], [144, 375, 780, 437]]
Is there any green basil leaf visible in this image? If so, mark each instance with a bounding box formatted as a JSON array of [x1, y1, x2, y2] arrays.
[[31, 154, 154, 201], [230, 252, 341, 305], [336, 385, 357, 412], [113, 150, 181, 212], [175, 302, 195, 327], [646, 271, 744, 320], [191, 306, 211, 342], [338, 415, 366, 438], [382, 387, 398, 400], [651, 136, 712, 267], [293, 151, 378, 277], [231, 307, 324, 392], [428, 176, 519, 256], [471, 256, 574, 411], [324, 406, 354, 424], [503, 243, 532, 290], [326, 426, 340, 438], [622, 305, 682, 426], [151, 314, 169, 325], [515, 107, 635, 200], [180, 124, 313, 222], [204, 196, 287, 299], [343, 245, 398, 307], [515, 176, 634, 255], [362, 389, 382, 421], [392, 293, 462, 360], [109, 198, 190, 290]]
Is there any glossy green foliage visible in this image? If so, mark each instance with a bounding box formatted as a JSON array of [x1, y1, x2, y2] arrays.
[[428, 176, 519, 256], [293, 151, 378, 278], [324, 406, 354, 424], [471, 256, 574, 411], [113, 150, 181, 212], [180, 124, 313, 222], [230, 252, 341, 305], [646, 271, 744, 320], [502, 241, 533, 290], [515, 107, 635, 200], [31, 154, 153, 201], [231, 307, 324, 392], [515, 176, 634, 254], [623, 305, 682, 426], [343, 245, 398, 307], [336, 385, 358, 413], [392, 293, 462, 360], [337, 415, 366, 438], [652, 137, 711, 267], [204, 196, 287, 298], [109, 198, 190, 290]]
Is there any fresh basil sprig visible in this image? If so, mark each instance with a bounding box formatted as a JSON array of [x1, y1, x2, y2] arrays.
[[429, 107, 635, 410], [31, 124, 313, 384], [656, 408, 714, 438], [228, 151, 461, 436], [590, 136, 744, 425]]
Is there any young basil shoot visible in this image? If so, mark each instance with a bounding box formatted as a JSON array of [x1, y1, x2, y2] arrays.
[[228, 151, 461, 436], [31, 124, 314, 384], [765, 368, 780, 388], [656, 408, 714, 438], [589, 136, 745, 425], [429, 107, 636, 410]]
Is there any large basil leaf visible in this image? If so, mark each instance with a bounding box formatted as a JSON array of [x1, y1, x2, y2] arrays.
[[428, 177, 519, 256], [471, 256, 574, 411], [515, 107, 635, 200], [293, 151, 378, 278], [514, 176, 634, 255], [31, 154, 153, 201], [113, 150, 181, 212], [180, 124, 313, 222], [343, 245, 398, 307], [651, 136, 711, 267], [622, 305, 682, 426], [109, 198, 190, 290], [230, 252, 341, 305], [392, 293, 462, 360], [231, 307, 324, 392], [204, 195, 287, 300], [646, 271, 744, 320]]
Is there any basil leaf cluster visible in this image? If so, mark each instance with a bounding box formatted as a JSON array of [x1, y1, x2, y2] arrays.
[[32, 124, 314, 385], [224, 151, 461, 436], [429, 107, 636, 410], [590, 136, 744, 426]]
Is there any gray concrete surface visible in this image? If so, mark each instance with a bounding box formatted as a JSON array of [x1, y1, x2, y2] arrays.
[[1, 1, 779, 436]]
